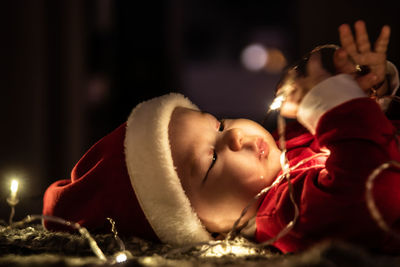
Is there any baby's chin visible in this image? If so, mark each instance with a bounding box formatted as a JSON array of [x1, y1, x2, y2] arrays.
[[256, 166, 280, 190], [244, 177, 272, 201]]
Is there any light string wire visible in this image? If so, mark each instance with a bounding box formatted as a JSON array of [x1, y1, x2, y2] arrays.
[[382, 95, 400, 103], [391, 95, 400, 102], [107, 217, 126, 251], [364, 84, 400, 236], [365, 161, 400, 235], [8, 205, 16, 225], [365, 127, 400, 240], [5, 214, 107, 261], [2, 214, 131, 263], [6, 192, 19, 225]]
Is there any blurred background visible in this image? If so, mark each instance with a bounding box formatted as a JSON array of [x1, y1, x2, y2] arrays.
[[0, 0, 399, 221]]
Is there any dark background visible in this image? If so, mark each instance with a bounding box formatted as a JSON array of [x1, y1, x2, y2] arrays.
[[0, 0, 399, 221]]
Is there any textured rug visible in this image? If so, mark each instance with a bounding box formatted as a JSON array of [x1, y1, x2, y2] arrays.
[[1, 219, 400, 267]]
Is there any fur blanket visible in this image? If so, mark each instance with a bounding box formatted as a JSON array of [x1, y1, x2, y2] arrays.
[[1, 219, 400, 267]]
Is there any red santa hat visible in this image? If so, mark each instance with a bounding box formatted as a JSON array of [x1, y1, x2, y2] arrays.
[[43, 93, 212, 245]]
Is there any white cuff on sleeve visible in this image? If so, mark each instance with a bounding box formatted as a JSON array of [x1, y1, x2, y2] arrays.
[[297, 74, 366, 134]]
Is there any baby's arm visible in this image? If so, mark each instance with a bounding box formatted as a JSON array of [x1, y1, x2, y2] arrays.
[[335, 20, 399, 110], [278, 21, 399, 118], [296, 73, 400, 250], [258, 22, 400, 252]]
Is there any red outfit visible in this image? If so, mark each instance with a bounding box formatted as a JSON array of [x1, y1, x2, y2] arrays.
[[255, 76, 400, 253]]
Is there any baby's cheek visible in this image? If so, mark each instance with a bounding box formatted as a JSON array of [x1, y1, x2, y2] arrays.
[[242, 160, 264, 180], [237, 171, 266, 196]]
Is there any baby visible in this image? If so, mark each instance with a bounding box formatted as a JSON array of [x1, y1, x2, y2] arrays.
[[43, 21, 400, 253]]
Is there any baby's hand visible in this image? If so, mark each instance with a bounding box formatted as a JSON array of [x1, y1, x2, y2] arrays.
[[277, 20, 391, 118], [334, 20, 391, 97]]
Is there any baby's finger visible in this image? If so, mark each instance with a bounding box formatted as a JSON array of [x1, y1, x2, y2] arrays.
[[333, 48, 356, 74], [374, 25, 391, 53], [280, 88, 303, 118], [279, 101, 298, 118], [333, 48, 347, 71], [356, 72, 378, 91], [354, 52, 386, 66], [339, 24, 358, 55], [354, 20, 371, 53]]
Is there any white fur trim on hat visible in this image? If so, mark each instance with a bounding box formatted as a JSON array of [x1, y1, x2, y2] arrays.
[[124, 93, 212, 245]]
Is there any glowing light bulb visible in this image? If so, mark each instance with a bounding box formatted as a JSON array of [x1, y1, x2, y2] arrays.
[[140, 256, 157, 265], [7, 178, 20, 224], [115, 252, 128, 263], [201, 242, 260, 258], [10, 179, 19, 199], [269, 94, 285, 110]]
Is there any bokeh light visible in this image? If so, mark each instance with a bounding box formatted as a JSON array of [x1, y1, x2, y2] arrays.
[[241, 44, 268, 71]]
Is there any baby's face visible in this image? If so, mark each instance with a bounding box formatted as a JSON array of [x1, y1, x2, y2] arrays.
[[168, 107, 282, 234]]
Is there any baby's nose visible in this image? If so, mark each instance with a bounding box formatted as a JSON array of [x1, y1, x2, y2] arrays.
[[224, 129, 256, 152], [226, 128, 242, 151]]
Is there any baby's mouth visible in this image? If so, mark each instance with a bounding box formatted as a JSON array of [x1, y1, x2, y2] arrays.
[[257, 138, 268, 160]]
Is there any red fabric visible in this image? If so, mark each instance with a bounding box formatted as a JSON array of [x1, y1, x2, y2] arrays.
[[255, 98, 400, 253], [42, 123, 159, 241]]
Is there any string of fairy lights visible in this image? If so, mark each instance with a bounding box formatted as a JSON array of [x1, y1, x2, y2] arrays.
[[2, 179, 132, 264], [1, 93, 400, 262]]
